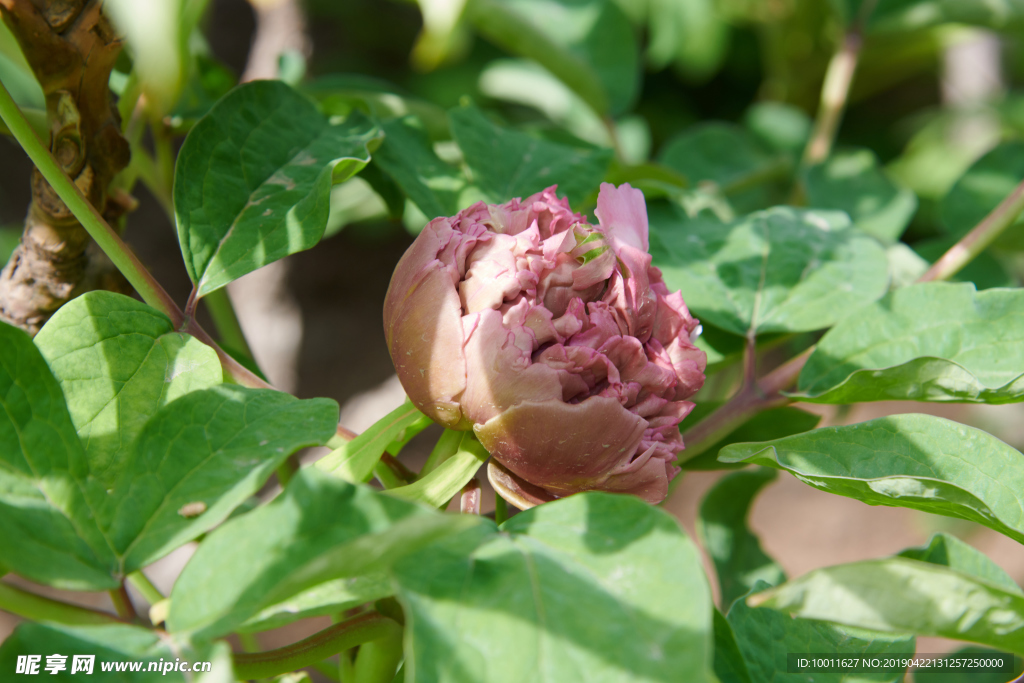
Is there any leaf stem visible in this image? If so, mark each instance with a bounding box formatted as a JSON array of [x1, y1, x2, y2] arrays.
[[352, 621, 404, 683], [108, 582, 139, 622], [0, 79, 179, 322], [918, 177, 1024, 283], [202, 288, 255, 359], [680, 348, 810, 462], [0, 581, 124, 625], [494, 492, 508, 525], [233, 612, 400, 681], [126, 571, 164, 605], [802, 31, 862, 166]]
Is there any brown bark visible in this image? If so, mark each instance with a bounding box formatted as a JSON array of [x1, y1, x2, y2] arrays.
[[0, 0, 130, 334]]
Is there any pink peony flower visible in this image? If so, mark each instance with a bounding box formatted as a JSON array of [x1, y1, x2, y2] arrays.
[[383, 183, 706, 503]]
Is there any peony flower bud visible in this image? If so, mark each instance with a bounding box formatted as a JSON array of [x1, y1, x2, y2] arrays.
[[383, 183, 706, 503]]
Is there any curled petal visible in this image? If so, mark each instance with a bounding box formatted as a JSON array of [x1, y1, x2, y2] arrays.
[[595, 182, 649, 253], [487, 460, 557, 510], [473, 397, 646, 496]]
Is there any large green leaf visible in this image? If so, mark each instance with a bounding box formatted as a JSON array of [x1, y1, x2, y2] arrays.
[[0, 322, 116, 590], [0, 621, 229, 681], [940, 140, 1024, 251], [658, 122, 782, 211], [899, 532, 1023, 595], [168, 469, 476, 639], [750, 558, 1024, 655], [649, 207, 889, 337], [372, 116, 466, 220], [795, 282, 1024, 404], [468, 0, 639, 115], [393, 492, 715, 683], [174, 80, 381, 297], [34, 292, 222, 489], [106, 385, 339, 573], [729, 581, 913, 683], [711, 609, 753, 683], [697, 468, 785, 609], [720, 414, 1024, 544], [449, 103, 612, 205], [804, 148, 917, 243]]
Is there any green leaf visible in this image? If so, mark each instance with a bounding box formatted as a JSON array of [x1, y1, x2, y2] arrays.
[[744, 102, 811, 157], [387, 432, 488, 507], [393, 492, 715, 683], [0, 322, 116, 590], [646, 0, 728, 80], [649, 207, 889, 337], [804, 148, 917, 243], [795, 282, 1024, 404], [317, 401, 425, 483], [168, 469, 476, 638], [372, 117, 466, 219], [467, 0, 639, 116], [697, 468, 785, 609], [34, 292, 221, 489], [712, 609, 753, 683], [107, 385, 339, 573], [729, 580, 914, 683], [174, 80, 381, 297], [0, 621, 227, 681], [750, 558, 1024, 655], [680, 405, 821, 470], [914, 646, 1022, 683], [940, 141, 1024, 251], [658, 122, 783, 211], [898, 532, 1023, 595], [720, 414, 1024, 545], [238, 574, 393, 633], [449, 102, 612, 206]]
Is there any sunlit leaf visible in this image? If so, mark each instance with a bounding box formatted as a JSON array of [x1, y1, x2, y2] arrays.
[[796, 282, 1024, 404], [721, 414, 1024, 544], [174, 80, 381, 297], [394, 493, 715, 683]]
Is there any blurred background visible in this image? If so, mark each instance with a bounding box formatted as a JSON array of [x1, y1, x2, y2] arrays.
[[3, 0, 1024, 671]]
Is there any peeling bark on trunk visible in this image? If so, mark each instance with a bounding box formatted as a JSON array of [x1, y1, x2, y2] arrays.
[[0, 0, 130, 334]]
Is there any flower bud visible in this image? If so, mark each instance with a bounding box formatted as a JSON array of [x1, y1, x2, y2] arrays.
[[383, 184, 706, 503]]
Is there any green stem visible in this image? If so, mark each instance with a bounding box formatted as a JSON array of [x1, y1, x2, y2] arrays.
[[0, 79, 179, 322], [130, 147, 174, 218], [352, 621, 404, 683], [421, 429, 463, 476], [494, 492, 508, 525], [202, 288, 255, 359], [0, 581, 123, 625], [126, 571, 163, 606], [233, 612, 400, 681], [802, 30, 861, 166], [918, 177, 1024, 283]]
